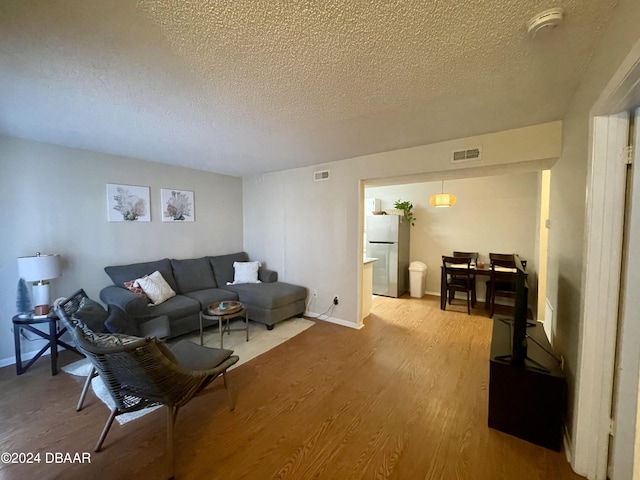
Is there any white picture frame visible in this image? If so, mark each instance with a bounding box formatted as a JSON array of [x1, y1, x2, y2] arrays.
[[106, 184, 151, 222], [161, 188, 194, 222]]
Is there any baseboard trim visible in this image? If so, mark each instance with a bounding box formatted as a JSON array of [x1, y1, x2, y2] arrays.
[[0, 356, 16, 368], [563, 420, 574, 466], [0, 346, 58, 369], [0, 342, 67, 369], [305, 313, 362, 329]]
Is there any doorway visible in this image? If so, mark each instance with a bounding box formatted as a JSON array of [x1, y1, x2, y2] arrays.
[[363, 172, 548, 313]]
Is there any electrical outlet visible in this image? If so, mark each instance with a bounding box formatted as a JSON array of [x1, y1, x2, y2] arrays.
[[333, 295, 339, 305]]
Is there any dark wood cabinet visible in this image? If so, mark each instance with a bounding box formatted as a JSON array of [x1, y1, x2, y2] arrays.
[[488, 317, 567, 451]]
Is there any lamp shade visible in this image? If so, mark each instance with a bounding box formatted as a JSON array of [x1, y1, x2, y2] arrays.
[[429, 193, 457, 207], [17, 253, 61, 282]]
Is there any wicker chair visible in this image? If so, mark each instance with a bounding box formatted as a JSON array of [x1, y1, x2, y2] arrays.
[[56, 290, 239, 479], [55, 289, 170, 411]]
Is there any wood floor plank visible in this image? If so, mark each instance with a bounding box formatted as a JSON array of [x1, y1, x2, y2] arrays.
[[0, 295, 583, 480]]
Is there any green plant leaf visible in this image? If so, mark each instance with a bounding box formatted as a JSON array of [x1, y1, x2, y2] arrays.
[[393, 199, 416, 226]]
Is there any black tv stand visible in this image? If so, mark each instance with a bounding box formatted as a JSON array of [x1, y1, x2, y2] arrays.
[[496, 316, 538, 329], [493, 352, 550, 374], [493, 317, 552, 373], [488, 316, 567, 451]]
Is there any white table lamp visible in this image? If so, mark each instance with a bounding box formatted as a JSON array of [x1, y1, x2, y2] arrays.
[[17, 253, 61, 316]]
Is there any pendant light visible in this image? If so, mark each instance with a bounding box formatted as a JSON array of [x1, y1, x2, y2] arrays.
[[429, 180, 456, 207]]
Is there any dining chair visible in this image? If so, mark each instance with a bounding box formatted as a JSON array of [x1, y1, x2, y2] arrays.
[[453, 251, 479, 304], [442, 256, 475, 315], [487, 253, 527, 270], [486, 253, 518, 318], [453, 251, 479, 263]]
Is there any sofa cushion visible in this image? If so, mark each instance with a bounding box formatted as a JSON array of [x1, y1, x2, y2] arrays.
[[184, 288, 238, 309], [171, 257, 217, 293], [209, 252, 249, 286], [105, 258, 178, 292], [223, 282, 307, 310], [169, 340, 234, 371], [134, 295, 201, 322]]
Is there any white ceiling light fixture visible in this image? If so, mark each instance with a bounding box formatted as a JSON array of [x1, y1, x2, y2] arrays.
[[429, 181, 457, 208], [527, 7, 565, 38]]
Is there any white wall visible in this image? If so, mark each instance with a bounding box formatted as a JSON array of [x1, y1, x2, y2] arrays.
[[545, 0, 640, 470], [243, 121, 561, 327], [365, 172, 540, 304], [0, 135, 243, 365]]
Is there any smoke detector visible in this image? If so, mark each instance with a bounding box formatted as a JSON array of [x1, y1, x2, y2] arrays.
[[527, 8, 565, 38]]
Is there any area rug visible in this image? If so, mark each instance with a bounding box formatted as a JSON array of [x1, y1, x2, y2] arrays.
[[62, 316, 314, 425]]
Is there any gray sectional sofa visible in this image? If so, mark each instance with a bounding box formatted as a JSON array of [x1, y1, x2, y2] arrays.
[[99, 252, 307, 338]]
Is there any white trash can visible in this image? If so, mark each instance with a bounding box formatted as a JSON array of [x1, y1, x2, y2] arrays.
[[409, 261, 428, 298]]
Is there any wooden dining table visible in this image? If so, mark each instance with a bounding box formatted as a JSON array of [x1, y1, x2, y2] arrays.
[[440, 264, 521, 310]]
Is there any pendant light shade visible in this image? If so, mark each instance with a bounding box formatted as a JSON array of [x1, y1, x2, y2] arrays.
[[429, 181, 456, 207], [429, 193, 457, 207]]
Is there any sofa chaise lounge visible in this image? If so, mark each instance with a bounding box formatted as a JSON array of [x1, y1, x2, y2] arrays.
[[100, 252, 307, 338]]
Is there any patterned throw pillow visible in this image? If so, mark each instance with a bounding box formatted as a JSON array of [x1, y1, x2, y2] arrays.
[[87, 332, 143, 347], [124, 280, 151, 303]]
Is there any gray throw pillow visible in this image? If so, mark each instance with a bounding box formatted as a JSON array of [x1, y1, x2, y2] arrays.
[[71, 297, 108, 334], [104, 304, 141, 337]]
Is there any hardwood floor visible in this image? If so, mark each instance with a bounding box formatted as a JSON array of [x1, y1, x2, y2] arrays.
[[0, 295, 584, 480]]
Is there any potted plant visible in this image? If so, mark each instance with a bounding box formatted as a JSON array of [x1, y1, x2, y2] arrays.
[[394, 200, 416, 226]]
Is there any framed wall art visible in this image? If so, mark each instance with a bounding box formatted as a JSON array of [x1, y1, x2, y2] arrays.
[[106, 184, 151, 222], [161, 188, 194, 222]]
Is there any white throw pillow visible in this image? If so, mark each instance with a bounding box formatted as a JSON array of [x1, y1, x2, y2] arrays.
[[134, 271, 176, 306], [227, 261, 262, 285]]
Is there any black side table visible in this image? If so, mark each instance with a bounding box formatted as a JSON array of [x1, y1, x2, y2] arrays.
[[12, 314, 79, 376]]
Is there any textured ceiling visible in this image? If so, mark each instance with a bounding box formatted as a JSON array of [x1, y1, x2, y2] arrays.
[[0, 0, 618, 176]]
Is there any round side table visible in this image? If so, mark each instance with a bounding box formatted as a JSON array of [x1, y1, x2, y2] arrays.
[[199, 304, 249, 348]]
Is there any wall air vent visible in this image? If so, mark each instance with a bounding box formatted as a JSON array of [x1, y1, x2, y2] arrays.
[[451, 147, 482, 163], [314, 170, 330, 182]]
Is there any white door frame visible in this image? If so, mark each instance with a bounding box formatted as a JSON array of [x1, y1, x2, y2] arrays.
[[573, 112, 628, 479], [572, 39, 640, 479], [609, 108, 640, 480]]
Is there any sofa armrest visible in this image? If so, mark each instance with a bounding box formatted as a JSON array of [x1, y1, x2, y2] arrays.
[[100, 285, 149, 316], [258, 268, 278, 283]]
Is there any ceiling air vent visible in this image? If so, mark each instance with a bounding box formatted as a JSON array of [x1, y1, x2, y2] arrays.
[[451, 147, 482, 163], [314, 170, 330, 182]]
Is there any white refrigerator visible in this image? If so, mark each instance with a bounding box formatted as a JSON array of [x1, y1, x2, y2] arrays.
[[366, 215, 410, 297]]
